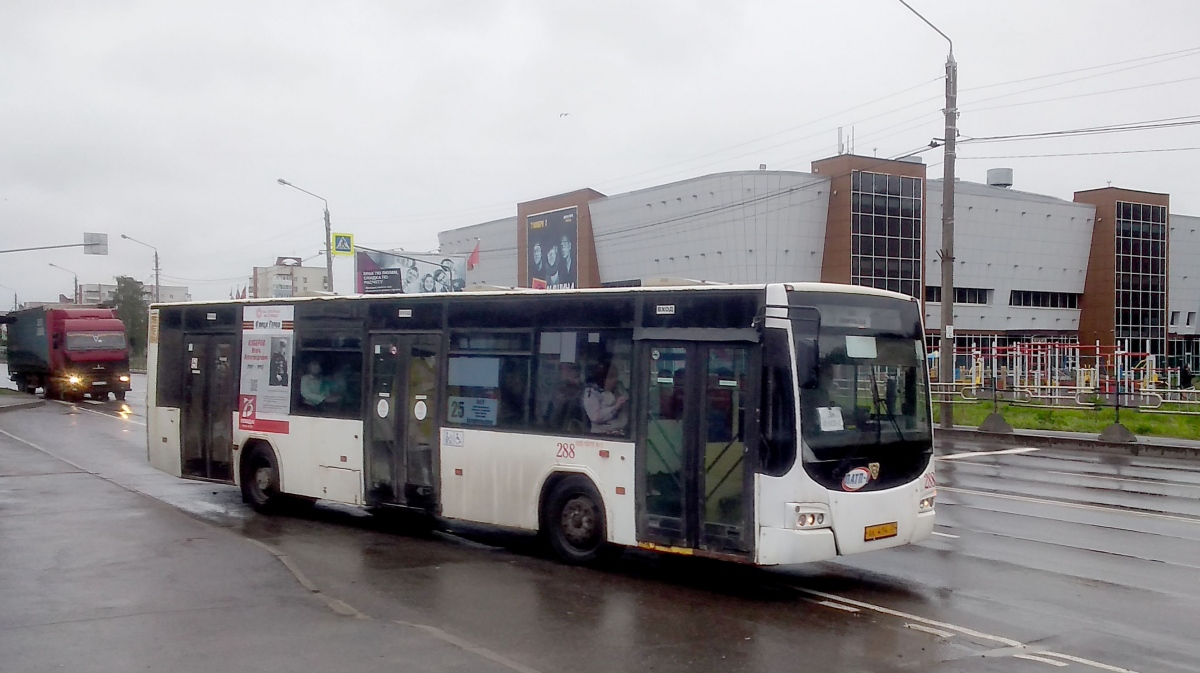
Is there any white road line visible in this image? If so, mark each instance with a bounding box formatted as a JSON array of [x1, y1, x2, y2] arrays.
[[931, 531, 960, 539], [937, 447, 1039, 461], [790, 585, 1142, 673], [0, 427, 93, 474], [84, 399, 103, 405], [1014, 653, 1069, 667], [940, 486, 1200, 525], [1041, 651, 1141, 673], [905, 623, 954, 638], [816, 600, 860, 613], [54, 399, 146, 426]]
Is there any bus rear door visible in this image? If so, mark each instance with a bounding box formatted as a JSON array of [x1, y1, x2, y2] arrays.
[[637, 342, 754, 557], [365, 334, 441, 509], [180, 333, 237, 482]]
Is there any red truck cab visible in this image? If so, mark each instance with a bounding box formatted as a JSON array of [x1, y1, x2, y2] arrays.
[[5, 306, 133, 401]]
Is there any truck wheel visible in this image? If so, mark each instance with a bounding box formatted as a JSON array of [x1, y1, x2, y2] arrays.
[[44, 381, 59, 400], [114, 391, 126, 401], [241, 444, 283, 513], [543, 474, 608, 564]]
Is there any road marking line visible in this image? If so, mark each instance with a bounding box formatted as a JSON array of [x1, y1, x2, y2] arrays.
[[905, 623, 954, 638], [816, 600, 860, 613], [54, 399, 146, 426], [931, 531, 959, 538], [937, 447, 1039, 461], [0, 427, 94, 474], [1014, 653, 1069, 667], [791, 585, 1141, 673], [85, 400, 103, 405], [792, 586, 1021, 647], [1041, 651, 1141, 673], [941, 486, 1200, 525], [397, 621, 544, 673]]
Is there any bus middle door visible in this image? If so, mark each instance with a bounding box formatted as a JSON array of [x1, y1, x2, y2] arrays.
[[638, 342, 754, 556], [365, 334, 441, 510]]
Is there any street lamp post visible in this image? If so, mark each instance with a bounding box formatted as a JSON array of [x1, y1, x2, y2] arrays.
[[899, 0, 957, 429], [121, 234, 160, 303], [47, 263, 79, 304], [277, 179, 335, 294]]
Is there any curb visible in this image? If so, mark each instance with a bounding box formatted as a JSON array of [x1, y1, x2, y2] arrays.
[[935, 427, 1200, 460], [0, 399, 46, 414]]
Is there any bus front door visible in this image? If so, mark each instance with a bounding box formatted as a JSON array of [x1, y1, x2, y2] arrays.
[[638, 342, 753, 556], [180, 333, 237, 482], [365, 334, 441, 509]]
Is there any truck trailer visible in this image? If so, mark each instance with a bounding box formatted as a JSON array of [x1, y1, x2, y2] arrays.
[[3, 306, 132, 401]]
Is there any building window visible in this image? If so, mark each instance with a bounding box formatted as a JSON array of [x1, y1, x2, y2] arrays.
[[1171, 311, 1181, 326], [1189, 312, 1197, 327], [926, 286, 991, 305], [850, 171, 922, 298], [1009, 290, 1081, 309], [1114, 201, 1168, 355]]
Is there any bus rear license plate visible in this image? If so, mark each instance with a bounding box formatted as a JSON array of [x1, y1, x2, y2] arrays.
[[864, 522, 898, 541]]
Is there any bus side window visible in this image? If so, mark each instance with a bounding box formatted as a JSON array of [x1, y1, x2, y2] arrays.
[[759, 329, 796, 477]]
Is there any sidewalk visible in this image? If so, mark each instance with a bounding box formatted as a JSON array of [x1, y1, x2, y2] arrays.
[[0, 417, 516, 673], [935, 424, 1200, 459], [0, 389, 42, 413]]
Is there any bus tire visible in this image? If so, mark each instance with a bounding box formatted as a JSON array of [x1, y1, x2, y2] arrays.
[[241, 443, 283, 513], [543, 474, 608, 565]]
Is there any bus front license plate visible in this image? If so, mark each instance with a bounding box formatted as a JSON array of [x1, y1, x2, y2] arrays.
[[864, 522, 898, 541]]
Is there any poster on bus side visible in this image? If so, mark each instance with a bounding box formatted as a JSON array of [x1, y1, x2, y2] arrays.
[[239, 305, 294, 434]]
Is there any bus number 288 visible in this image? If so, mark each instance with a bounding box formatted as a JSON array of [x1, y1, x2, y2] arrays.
[[556, 443, 576, 459]]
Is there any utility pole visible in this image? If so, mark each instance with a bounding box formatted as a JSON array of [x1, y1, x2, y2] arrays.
[[153, 247, 161, 303], [899, 0, 957, 428]]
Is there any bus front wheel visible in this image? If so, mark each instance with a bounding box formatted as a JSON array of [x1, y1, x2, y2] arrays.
[[241, 444, 282, 513], [544, 475, 608, 564]]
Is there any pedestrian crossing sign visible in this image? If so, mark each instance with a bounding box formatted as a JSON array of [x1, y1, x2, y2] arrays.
[[332, 233, 354, 256]]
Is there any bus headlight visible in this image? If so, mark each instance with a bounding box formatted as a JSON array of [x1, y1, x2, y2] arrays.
[[68, 375, 82, 386], [919, 494, 936, 512], [786, 503, 831, 530], [119, 375, 130, 382]]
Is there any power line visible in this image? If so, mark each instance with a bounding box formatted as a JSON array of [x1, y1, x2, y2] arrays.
[[961, 147, 1200, 160], [961, 45, 1200, 92], [961, 115, 1200, 144], [964, 74, 1200, 114]]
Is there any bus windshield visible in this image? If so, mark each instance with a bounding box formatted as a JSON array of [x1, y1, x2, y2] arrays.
[[66, 331, 127, 351], [788, 291, 932, 480]]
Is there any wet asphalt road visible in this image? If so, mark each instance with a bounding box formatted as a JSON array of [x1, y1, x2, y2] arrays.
[[2, 370, 1198, 672]]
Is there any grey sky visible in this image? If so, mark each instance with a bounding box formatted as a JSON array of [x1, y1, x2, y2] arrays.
[[3, 1, 1198, 302]]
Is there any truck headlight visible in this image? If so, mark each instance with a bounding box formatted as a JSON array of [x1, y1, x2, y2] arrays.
[[119, 375, 130, 382], [68, 375, 82, 386]]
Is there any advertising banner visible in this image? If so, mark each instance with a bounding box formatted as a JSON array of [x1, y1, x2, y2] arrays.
[[526, 206, 578, 289], [357, 250, 467, 294], [239, 305, 294, 434]]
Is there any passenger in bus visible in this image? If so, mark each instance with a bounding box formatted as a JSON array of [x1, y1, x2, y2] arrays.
[[300, 360, 345, 410], [543, 362, 584, 430], [583, 362, 629, 434]]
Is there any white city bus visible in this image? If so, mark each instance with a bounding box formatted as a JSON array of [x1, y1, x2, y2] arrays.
[[146, 283, 935, 564]]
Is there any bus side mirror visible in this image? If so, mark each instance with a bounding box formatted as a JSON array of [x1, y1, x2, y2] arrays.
[[796, 338, 819, 389]]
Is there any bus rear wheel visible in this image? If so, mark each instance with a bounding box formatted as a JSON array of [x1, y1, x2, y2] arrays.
[[544, 475, 608, 564], [241, 444, 282, 513]]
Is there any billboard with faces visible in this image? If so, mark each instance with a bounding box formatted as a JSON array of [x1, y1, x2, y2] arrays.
[[526, 206, 578, 290], [356, 250, 467, 294]]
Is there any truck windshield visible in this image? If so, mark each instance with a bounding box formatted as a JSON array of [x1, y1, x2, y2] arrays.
[[788, 291, 932, 490], [66, 332, 127, 351]]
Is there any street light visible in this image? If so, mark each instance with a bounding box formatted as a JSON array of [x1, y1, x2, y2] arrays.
[[47, 263, 80, 304], [121, 234, 160, 303], [898, 0, 957, 429], [277, 178, 335, 294]]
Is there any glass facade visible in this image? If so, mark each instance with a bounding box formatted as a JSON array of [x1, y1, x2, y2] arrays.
[[1114, 201, 1167, 356], [850, 170, 922, 298]]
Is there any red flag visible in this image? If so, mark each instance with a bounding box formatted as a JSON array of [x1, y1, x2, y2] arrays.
[[467, 240, 481, 270]]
